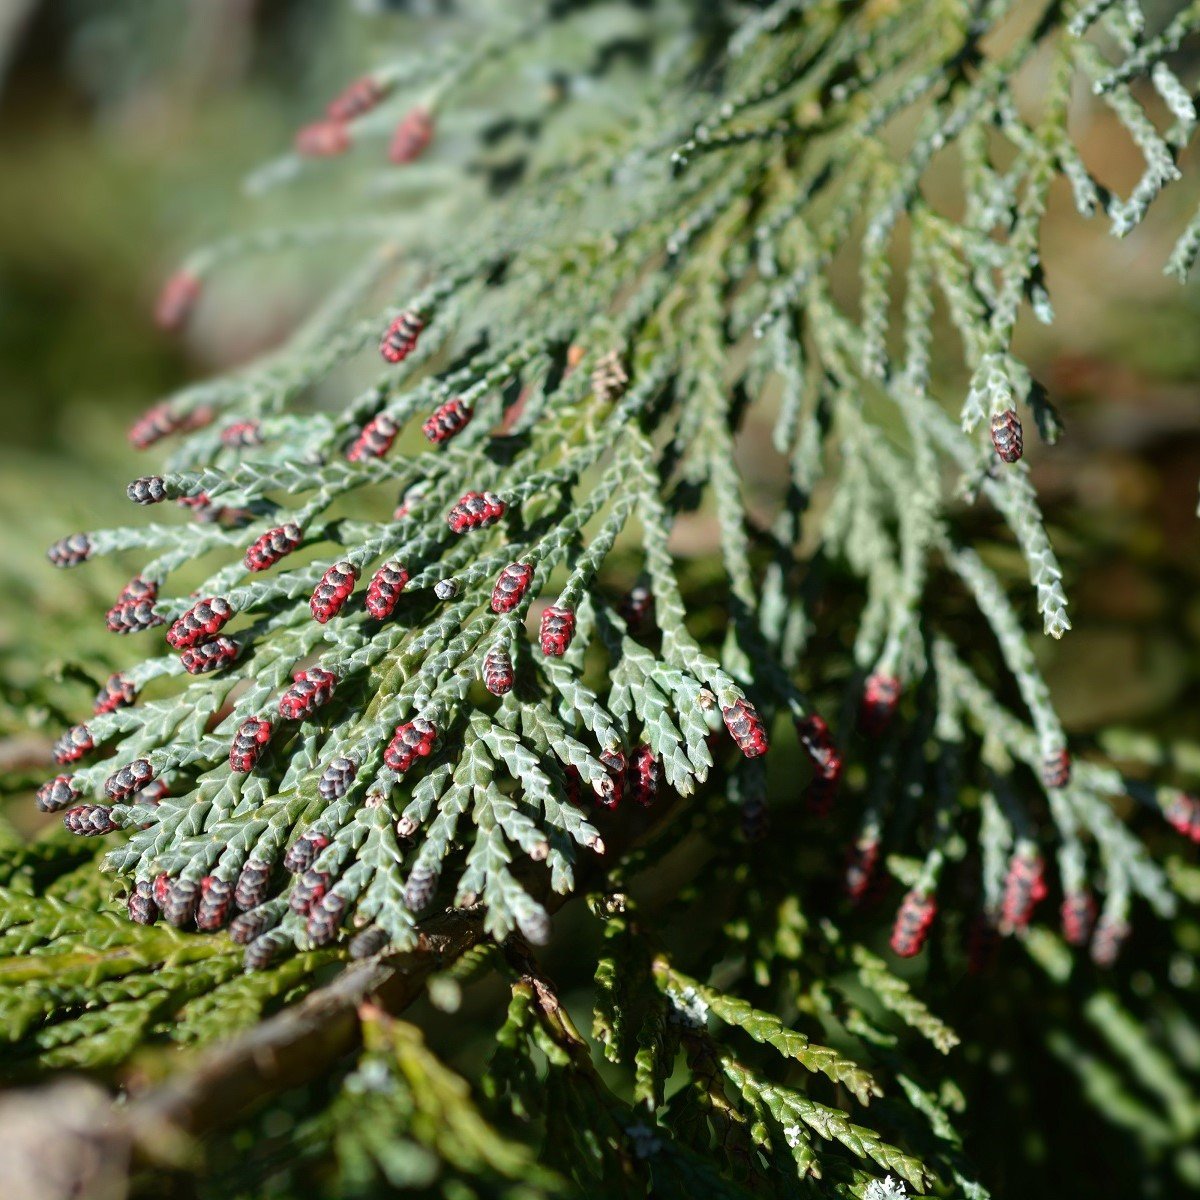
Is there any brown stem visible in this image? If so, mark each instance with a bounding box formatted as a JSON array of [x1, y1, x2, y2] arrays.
[[126, 907, 484, 1157], [123, 792, 682, 1156]]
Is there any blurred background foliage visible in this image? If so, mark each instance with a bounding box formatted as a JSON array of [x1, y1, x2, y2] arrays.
[[1, 3, 1199, 1198]]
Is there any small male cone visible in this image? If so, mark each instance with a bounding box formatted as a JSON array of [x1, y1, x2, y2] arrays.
[[990, 408, 1023, 463], [180, 637, 240, 675], [319, 756, 359, 801], [310, 562, 358, 623], [104, 759, 156, 801], [539, 605, 576, 657], [326, 75, 386, 122], [47, 533, 91, 568], [483, 645, 515, 696], [167, 597, 235, 649], [53, 724, 94, 765], [492, 562, 534, 614], [94, 672, 137, 715], [128, 476, 168, 504], [295, 119, 351, 157], [278, 668, 338, 720], [245, 523, 302, 571], [384, 717, 438, 773], [63, 805, 119, 837], [366, 562, 409, 619], [447, 491, 506, 533], [230, 717, 273, 774], [721, 699, 768, 758], [380, 311, 425, 363], [890, 890, 937, 957], [423, 397, 473, 444], [346, 413, 399, 461], [36, 775, 80, 813], [389, 106, 434, 164], [1001, 852, 1047, 932], [859, 673, 901, 737]]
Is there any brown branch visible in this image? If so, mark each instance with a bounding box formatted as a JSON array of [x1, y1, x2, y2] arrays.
[[124, 906, 485, 1156], [121, 792, 689, 1159]]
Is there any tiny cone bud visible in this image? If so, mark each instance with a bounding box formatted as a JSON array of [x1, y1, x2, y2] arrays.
[[1000, 852, 1047, 932], [290, 868, 331, 914], [1040, 747, 1071, 790], [404, 862, 438, 913], [890, 889, 937, 957], [1061, 890, 1097, 947], [229, 716, 273, 774], [162, 878, 201, 928], [155, 270, 202, 331], [423, 397, 473, 444], [180, 637, 240, 674], [492, 562, 534, 613], [349, 926, 389, 959], [47, 532, 91, 568], [284, 831, 332, 875], [310, 562, 358, 623], [53, 724, 94, 765], [306, 893, 347, 945], [389, 106, 434, 164], [990, 408, 1023, 463], [104, 758, 156, 801], [618, 583, 654, 633], [319, 756, 358, 801], [278, 668, 338, 720], [483, 644, 515, 696], [380, 311, 425, 363], [36, 775, 80, 813], [346, 413, 400, 461], [629, 745, 659, 807], [196, 876, 235, 931], [63, 804, 119, 837], [1164, 793, 1200, 843], [234, 860, 271, 912], [845, 838, 880, 903], [167, 596, 235, 649], [797, 714, 842, 814], [1090, 914, 1130, 968], [244, 523, 303, 571], [447, 490, 506, 533], [540, 605, 576, 656], [596, 748, 627, 809], [127, 879, 159, 926], [722, 698, 769, 758], [244, 932, 286, 971], [128, 475, 168, 504], [365, 562, 409, 619], [859, 673, 901, 736], [326, 75, 385, 122], [221, 420, 262, 448], [94, 672, 137, 715], [384, 717, 438, 773], [107, 594, 163, 634], [128, 402, 211, 450], [295, 118, 351, 157]]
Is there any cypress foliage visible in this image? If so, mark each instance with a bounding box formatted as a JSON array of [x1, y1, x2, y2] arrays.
[[8, 2, 1200, 1195]]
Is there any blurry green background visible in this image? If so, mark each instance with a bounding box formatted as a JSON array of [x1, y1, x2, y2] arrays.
[[1, 6, 1200, 1195]]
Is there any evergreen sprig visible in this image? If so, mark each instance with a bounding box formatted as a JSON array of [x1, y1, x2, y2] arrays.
[[37, 0, 1200, 974], [12, 1, 1200, 1194]]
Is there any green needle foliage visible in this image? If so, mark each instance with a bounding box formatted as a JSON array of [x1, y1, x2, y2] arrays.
[[7, 1, 1200, 1196]]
